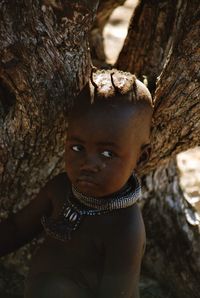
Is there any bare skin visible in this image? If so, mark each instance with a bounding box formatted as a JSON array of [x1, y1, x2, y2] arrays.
[[0, 96, 152, 298]]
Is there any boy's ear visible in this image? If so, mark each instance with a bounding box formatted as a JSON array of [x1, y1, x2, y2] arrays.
[[137, 144, 151, 168]]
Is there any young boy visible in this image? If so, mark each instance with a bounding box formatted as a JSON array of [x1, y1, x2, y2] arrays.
[[0, 69, 153, 298]]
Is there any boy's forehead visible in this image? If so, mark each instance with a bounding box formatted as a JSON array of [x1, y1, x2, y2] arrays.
[[68, 109, 137, 147], [69, 99, 152, 135], [68, 99, 152, 147], [69, 102, 137, 130], [70, 97, 142, 121], [68, 101, 148, 139]]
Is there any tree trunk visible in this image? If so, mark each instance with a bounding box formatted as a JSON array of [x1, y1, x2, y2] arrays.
[[0, 0, 98, 295], [90, 0, 126, 65], [0, 0, 98, 215], [117, 1, 200, 297], [117, 0, 181, 92], [141, 158, 200, 298]]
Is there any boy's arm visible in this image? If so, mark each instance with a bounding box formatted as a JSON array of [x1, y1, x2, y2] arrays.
[[98, 204, 145, 298], [0, 180, 53, 256]]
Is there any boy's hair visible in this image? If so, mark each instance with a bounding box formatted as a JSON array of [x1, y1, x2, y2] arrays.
[[76, 69, 153, 109], [90, 68, 136, 98], [87, 68, 153, 107]]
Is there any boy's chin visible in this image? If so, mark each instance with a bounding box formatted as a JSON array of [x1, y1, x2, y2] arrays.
[[75, 181, 100, 197], [74, 182, 112, 198]]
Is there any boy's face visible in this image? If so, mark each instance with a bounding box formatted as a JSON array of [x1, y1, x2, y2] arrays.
[[65, 101, 151, 197]]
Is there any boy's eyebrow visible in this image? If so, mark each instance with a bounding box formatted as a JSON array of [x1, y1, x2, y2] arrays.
[[96, 141, 117, 147], [67, 136, 85, 143], [67, 137, 118, 148]]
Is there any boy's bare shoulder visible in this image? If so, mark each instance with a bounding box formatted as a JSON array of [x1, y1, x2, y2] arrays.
[[100, 204, 145, 245], [104, 204, 143, 228]]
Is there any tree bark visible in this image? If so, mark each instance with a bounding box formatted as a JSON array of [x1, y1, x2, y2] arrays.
[[117, 0, 181, 92], [142, 158, 200, 298], [0, 0, 98, 214], [90, 0, 126, 65], [0, 0, 98, 295], [117, 1, 200, 297], [149, 0, 200, 174]]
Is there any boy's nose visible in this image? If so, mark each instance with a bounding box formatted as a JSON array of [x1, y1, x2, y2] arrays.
[[80, 155, 101, 173]]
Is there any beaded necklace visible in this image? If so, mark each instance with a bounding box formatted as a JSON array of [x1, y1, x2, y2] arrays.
[[41, 173, 141, 241]]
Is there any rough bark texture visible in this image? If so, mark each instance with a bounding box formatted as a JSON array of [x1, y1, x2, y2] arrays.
[[147, 0, 200, 174], [117, 0, 181, 92], [141, 158, 200, 298], [116, 1, 200, 297], [0, 0, 98, 215], [0, 0, 98, 295]]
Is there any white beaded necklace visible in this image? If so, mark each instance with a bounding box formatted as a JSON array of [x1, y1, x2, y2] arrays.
[[71, 173, 141, 211], [42, 173, 141, 241]]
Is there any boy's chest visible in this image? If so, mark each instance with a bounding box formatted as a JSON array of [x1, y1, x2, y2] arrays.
[[30, 226, 104, 291], [41, 206, 106, 265], [37, 216, 105, 284], [48, 186, 113, 246]]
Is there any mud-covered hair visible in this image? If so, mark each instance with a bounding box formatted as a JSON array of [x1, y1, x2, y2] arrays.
[[90, 68, 136, 98], [90, 68, 153, 106], [75, 68, 153, 110]]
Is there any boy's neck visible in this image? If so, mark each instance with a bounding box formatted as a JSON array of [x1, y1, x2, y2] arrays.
[[71, 173, 141, 211]]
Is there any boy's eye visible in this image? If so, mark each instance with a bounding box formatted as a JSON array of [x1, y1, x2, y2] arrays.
[[101, 150, 113, 158], [71, 145, 83, 152]]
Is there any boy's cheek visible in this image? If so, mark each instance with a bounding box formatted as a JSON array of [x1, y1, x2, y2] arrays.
[[65, 158, 80, 179], [65, 151, 77, 165]]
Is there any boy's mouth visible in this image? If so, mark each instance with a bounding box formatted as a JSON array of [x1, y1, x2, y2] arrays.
[[75, 180, 98, 197], [76, 176, 98, 188]]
